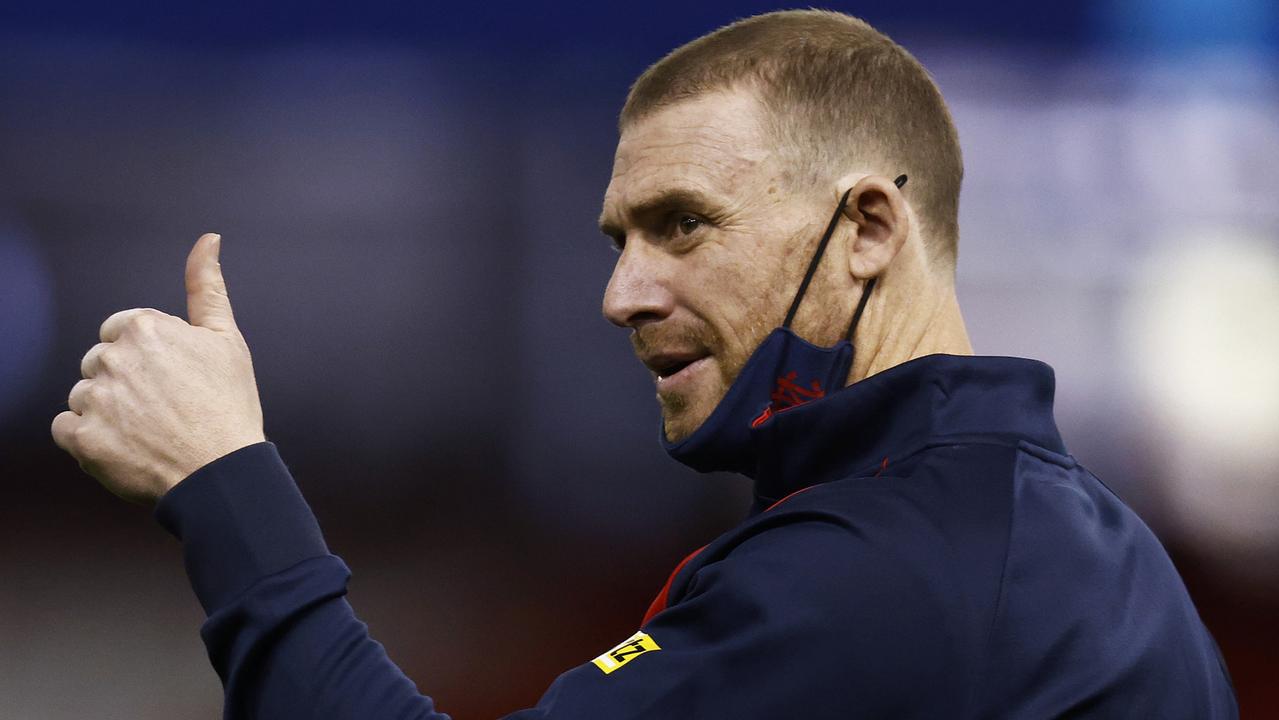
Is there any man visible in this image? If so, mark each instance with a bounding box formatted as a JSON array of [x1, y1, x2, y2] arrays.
[[51, 10, 1236, 719]]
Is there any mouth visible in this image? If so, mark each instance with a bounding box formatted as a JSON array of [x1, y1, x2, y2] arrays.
[[655, 358, 694, 378], [645, 354, 712, 390]]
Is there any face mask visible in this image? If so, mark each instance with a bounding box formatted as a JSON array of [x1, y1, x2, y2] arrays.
[[662, 174, 908, 475]]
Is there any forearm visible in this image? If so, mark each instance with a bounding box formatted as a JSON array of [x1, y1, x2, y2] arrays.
[[156, 442, 448, 720], [201, 554, 448, 719]]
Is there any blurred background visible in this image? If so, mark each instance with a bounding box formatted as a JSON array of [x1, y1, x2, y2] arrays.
[[1, 0, 1276, 717]]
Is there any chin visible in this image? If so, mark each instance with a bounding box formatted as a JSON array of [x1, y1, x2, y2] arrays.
[[659, 398, 716, 443], [662, 418, 690, 444], [657, 362, 729, 443]]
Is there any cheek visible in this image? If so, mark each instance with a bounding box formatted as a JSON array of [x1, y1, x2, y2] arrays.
[[686, 242, 787, 375]]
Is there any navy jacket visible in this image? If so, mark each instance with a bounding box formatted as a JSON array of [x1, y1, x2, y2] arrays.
[[155, 354, 1238, 718]]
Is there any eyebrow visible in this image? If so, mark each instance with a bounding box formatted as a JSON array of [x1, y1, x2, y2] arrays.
[[598, 186, 725, 239]]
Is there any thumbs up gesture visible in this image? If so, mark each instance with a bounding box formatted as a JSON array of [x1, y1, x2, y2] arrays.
[[52, 234, 267, 504]]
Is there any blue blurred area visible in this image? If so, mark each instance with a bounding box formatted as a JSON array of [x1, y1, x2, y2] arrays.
[[0, 216, 55, 425], [1099, 0, 1278, 51], [0, 3, 1276, 718], [5, 0, 1276, 56], [0, 1, 1101, 51]]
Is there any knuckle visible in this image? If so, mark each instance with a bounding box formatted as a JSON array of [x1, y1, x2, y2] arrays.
[[71, 424, 106, 459], [130, 312, 157, 334], [50, 412, 71, 441], [68, 378, 89, 405], [130, 309, 179, 341], [82, 343, 120, 377], [99, 311, 120, 331], [85, 382, 107, 405], [69, 422, 91, 450], [96, 345, 117, 370]]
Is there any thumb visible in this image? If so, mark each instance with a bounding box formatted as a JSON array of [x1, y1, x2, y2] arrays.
[[185, 232, 239, 333]]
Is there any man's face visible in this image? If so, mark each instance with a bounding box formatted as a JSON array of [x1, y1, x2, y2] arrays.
[[599, 88, 837, 442]]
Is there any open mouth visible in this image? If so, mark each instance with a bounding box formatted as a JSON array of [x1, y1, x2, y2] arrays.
[[653, 355, 711, 388], [656, 358, 697, 380]]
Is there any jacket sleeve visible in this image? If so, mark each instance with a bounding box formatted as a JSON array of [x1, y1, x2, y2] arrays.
[[155, 441, 453, 720], [157, 443, 960, 720]]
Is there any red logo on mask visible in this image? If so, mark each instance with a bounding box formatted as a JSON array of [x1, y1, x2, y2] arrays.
[[750, 371, 826, 428]]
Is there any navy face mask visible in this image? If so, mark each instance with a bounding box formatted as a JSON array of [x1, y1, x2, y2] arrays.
[[662, 174, 908, 475]]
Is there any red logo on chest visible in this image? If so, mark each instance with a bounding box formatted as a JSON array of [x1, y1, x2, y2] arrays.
[[750, 371, 826, 428]]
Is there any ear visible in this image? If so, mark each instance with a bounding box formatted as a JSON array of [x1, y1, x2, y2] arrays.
[[837, 174, 910, 280]]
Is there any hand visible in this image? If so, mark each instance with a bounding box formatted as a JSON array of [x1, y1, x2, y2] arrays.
[[51, 233, 267, 505]]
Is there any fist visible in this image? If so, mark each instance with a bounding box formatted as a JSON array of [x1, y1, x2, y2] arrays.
[[51, 233, 267, 504]]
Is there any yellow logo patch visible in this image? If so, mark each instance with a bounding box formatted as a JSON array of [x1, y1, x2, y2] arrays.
[[591, 631, 661, 675]]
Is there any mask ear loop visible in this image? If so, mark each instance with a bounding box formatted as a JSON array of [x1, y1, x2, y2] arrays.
[[784, 174, 909, 335], [781, 187, 855, 329], [843, 173, 907, 342], [844, 276, 877, 341]]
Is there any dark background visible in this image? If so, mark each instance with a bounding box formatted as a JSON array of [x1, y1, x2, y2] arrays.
[[2, 1, 1277, 717]]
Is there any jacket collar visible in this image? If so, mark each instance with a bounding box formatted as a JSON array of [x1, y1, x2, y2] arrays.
[[746, 353, 1067, 505]]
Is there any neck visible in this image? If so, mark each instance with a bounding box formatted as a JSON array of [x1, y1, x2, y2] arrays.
[[849, 267, 972, 385]]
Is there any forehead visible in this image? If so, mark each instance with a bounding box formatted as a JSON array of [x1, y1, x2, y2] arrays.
[[601, 89, 773, 222]]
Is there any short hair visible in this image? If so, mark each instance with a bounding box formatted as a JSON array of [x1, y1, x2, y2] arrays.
[[620, 9, 963, 273]]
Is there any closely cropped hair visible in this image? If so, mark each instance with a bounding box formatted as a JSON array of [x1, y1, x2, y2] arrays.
[[621, 9, 963, 272]]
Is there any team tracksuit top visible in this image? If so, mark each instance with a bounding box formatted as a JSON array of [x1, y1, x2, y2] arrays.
[[154, 354, 1238, 718]]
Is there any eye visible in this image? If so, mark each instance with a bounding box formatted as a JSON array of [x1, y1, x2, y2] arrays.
[[675, 214, 702, 236], [609, 234, 626, 252]]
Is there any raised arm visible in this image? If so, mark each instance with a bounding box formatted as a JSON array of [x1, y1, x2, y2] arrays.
[[156, 442, 451, 719]]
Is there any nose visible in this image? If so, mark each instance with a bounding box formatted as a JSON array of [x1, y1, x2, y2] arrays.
[[602, 245, 676, 329]]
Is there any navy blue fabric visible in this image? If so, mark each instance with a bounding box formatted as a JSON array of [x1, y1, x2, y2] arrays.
[[155, 354, 1237, 718]]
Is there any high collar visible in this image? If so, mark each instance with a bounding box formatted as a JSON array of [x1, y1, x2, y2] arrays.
[[746, 353, 1067, 505]]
